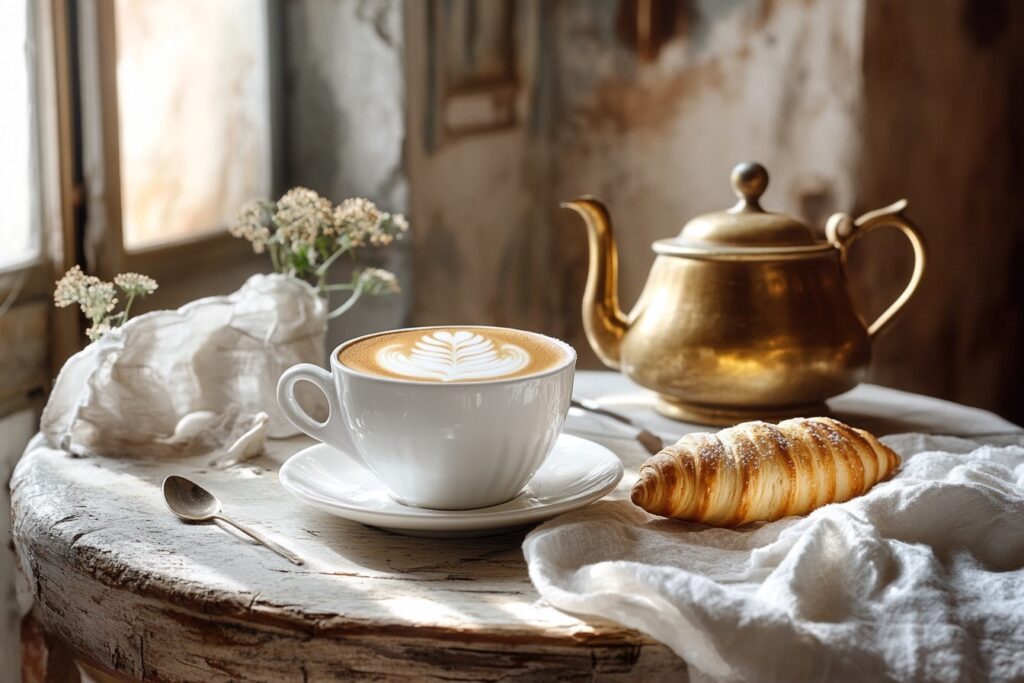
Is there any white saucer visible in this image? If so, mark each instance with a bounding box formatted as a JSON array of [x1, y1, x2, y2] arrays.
[[278, 433, 623, 537]]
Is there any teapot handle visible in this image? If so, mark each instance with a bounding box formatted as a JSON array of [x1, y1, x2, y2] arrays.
[[826, 199, 926, 338]]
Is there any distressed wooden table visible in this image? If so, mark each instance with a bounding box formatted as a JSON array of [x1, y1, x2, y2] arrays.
[[12, 372, 1021, 681]]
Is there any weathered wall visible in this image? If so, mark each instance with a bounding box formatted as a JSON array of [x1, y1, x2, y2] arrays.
[[406, 0, 1024, 421], [406, 1, 552, 331], [545, 0, 866, 357], [408, 0, 867, 340], [283, 0, 411, 348]]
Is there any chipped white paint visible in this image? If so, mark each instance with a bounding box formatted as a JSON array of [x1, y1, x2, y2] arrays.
[[11, 373, 1018, 680]]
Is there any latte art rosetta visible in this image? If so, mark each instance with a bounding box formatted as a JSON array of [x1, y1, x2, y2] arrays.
[[376, 330, 531, 382], [339, 326, 570, 383]]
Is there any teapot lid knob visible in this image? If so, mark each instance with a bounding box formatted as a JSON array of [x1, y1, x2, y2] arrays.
[[730, 161, 768, 212], [670, 160, 818, 249]]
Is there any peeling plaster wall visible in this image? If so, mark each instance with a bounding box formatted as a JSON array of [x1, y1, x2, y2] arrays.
[[406, 0, 1024, 420], [547, 0, 866, 359], [283, 0, 411, 346], [406, 1, 553, 331], [407, 0, 868, 360]]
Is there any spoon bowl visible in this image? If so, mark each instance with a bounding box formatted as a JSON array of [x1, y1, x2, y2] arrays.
[[163, 475, 222, 521]]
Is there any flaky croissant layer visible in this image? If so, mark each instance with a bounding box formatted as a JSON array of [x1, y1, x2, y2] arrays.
[[630, 417, 900, 526]]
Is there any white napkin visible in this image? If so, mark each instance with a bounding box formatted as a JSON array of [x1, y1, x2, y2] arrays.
[[41, 273, 326, 460], [524, 433, 1024, 682]]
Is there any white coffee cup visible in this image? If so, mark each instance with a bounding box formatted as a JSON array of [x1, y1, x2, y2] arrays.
[[276, 326, 576, 510]]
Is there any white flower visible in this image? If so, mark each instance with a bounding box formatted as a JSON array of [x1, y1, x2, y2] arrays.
[[331, 199, 409, 249], [275, 187, 333, 250], [54, 265, 117, 321], [333, 197, 383, 247], [229, 188, 406, 288], [389, 212, 409, 234], [54, 265, 96, 308], [85, 321, 111, 341], [79, 281, 117, 322], [367, 212, 408, 247], [359, 267, 401, 295], [114, 272, 158, 296], [54, 266, 161, 341], [230, 201, 273, 253]]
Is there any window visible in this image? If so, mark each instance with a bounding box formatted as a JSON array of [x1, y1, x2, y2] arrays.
[[0, 0, 63, 414], [113, 0, 273, 249], [0, 0, 39, 271], [0, 0, 278, 411], [79, 0, 275, 313]]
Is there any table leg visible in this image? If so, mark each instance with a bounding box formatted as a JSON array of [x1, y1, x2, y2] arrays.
[[20, 611, 78, 683], [20, 611, 132, 683]]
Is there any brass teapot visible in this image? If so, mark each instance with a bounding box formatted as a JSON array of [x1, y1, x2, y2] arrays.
[[563, 161, 926, 425]]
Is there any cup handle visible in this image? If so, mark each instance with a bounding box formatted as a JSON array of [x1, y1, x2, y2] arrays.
[[826, 199, 927, 338], [276, 364, 367, 469]]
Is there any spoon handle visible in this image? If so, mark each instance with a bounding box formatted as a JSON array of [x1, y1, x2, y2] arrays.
[[572, 397, 636, 427], [571, 398, 664, 455], [214, 514, 305, 566]]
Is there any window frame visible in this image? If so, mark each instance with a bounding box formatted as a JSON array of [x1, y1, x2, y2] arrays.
[[0, 0, 80, 416], [78, 0, 281, 294], [0, 0, 285, 418]]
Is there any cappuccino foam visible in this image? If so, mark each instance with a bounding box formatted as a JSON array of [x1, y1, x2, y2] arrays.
[[338, 327, 569, 382]]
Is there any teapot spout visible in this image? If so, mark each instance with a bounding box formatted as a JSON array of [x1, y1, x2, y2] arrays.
[[561, 197, 629, 369]]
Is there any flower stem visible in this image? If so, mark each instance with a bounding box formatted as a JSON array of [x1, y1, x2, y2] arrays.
[[314, 246, 349, 278], [269, 243, 282, 273], [327, 278, 365, 319], [119, 292, 137, 325]]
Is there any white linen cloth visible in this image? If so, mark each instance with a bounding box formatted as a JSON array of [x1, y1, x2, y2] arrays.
[[41, 273, 326, 460], [525, 431, 1024, 682]]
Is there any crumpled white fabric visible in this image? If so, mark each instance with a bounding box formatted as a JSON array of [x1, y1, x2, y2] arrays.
[[524, 433, 1024, 683], [41, 273, 326, 460]]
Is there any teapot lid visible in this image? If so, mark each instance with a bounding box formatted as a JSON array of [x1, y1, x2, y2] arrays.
[[654, 162, 831, 258]]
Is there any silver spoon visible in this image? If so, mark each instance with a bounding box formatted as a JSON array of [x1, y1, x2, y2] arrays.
[[162, 475, 304, 566], [571, 397, 664, 455]]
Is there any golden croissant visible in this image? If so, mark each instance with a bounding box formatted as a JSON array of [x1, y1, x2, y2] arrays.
[[631, 417, 900, 526]]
